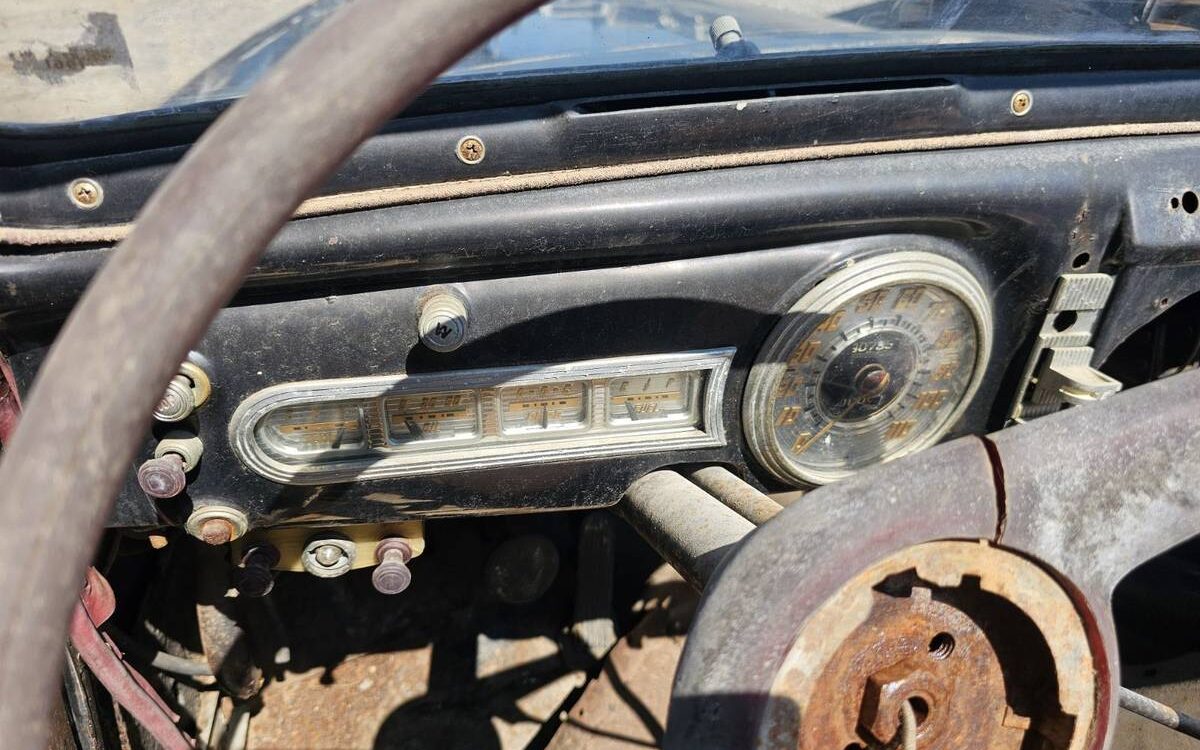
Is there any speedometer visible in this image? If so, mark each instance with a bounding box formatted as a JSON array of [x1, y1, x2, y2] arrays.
[[743, 251, 991, 486]]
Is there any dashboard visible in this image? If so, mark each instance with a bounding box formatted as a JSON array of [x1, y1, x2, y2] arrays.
[[3, 58, 1200, 533]]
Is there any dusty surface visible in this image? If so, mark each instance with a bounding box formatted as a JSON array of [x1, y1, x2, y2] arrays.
[[547, 573, 695, 750], [0, 1, 311, 123]]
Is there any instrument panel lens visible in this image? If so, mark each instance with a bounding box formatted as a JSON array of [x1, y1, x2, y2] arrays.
[[500, 382, 587, 434], [384, 390, 479, 445], [770, 282, 978, 477], [257, 401, 366, 456], [607, 372, 700, 427]]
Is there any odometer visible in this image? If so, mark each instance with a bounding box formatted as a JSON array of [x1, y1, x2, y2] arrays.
[[744, 252, 991, 486]]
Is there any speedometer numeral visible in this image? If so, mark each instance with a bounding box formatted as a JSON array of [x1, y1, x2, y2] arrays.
[[790, 432, 815, 453], [933, 329, 963, 349], [788, 340, 821, 365], [776, 373, 802, 398], [814, 310, 845, 333], [913, 390, 950, 410], [854, 290, 888, 313], [933, 361, 959, 381], [884, 420, 916, 440], [776, 406, 802, 426], [894, 287, 924, 310]]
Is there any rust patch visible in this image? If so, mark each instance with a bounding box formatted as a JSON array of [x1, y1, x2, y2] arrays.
[[766, 541, 1097, 750]]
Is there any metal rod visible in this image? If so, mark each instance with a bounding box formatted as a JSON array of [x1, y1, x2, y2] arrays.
[[0, 1, 545, 746], [618, 470, 755, 590], [688, 466, 784, 525], [1119, 686, 1200, 740]]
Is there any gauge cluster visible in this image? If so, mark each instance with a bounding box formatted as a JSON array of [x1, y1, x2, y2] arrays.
[[230, 350, 732, 484]]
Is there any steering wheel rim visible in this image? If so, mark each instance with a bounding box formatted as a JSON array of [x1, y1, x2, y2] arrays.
[[0, 1, 543, 745]]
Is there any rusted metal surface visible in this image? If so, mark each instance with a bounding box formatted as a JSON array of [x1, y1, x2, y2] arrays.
[[69, 568, 193, 750], [687, 466, 783, 525], [665, 371, 1200, 750], [0, 0, 545, 745], [618, 470, 755, 590], [664, 437, 1001, 749], [773, 542, 1092, 750]]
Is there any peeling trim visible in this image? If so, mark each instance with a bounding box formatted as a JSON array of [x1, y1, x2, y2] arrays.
[[7, 119, 1200, 248]]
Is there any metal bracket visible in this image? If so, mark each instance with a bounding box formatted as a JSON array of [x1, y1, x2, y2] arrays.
[[1009, 273, 1122, 421]]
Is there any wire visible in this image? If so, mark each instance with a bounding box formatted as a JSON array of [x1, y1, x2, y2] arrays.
[[106, 628, 213, 677], [1119, 686, 1200, 740], [898, 698, 918, 750]]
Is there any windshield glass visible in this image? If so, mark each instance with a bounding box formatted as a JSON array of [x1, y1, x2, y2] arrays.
[[4, 0, 1200, 124]]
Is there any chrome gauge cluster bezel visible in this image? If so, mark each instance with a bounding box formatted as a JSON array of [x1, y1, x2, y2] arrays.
[[743, 252, 993, 487], [230, 349, 733, 485]]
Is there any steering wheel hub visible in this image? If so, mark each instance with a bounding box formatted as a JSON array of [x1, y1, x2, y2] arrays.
[[762, 541, 1097, 750]]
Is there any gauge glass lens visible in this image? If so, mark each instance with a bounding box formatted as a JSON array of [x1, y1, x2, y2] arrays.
[[257, 401, 366, 456], [500, 382, 588, 435], [607, 372, 700, 427], [384, 390, 479, 445], [746, 261, 990, 488]]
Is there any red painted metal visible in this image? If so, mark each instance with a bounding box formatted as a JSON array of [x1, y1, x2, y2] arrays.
[[0, 353, 20, 445], [70, 568, 193, 750]]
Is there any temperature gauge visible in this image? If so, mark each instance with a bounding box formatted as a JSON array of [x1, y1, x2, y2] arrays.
[[607, 372, 700, 426], [384, 391, 478, 445], [500, 382, 587, 434], [257, 401, 366, 457]]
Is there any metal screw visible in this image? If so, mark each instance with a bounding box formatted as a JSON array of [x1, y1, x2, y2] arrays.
[[1010, 90, 1032, 117], [456, 135, 486, 165], [235, 544, 280, 598], [372, 538, 413, 595], [314, 544, 345, 567], [68, 178, 103, 209], [301, 535, 356, 578]]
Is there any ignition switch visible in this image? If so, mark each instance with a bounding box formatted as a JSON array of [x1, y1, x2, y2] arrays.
[[137, 431, 203, 499]]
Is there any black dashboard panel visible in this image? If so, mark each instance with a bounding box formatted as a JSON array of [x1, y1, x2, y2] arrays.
[[4, 61, 1200, 531]]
